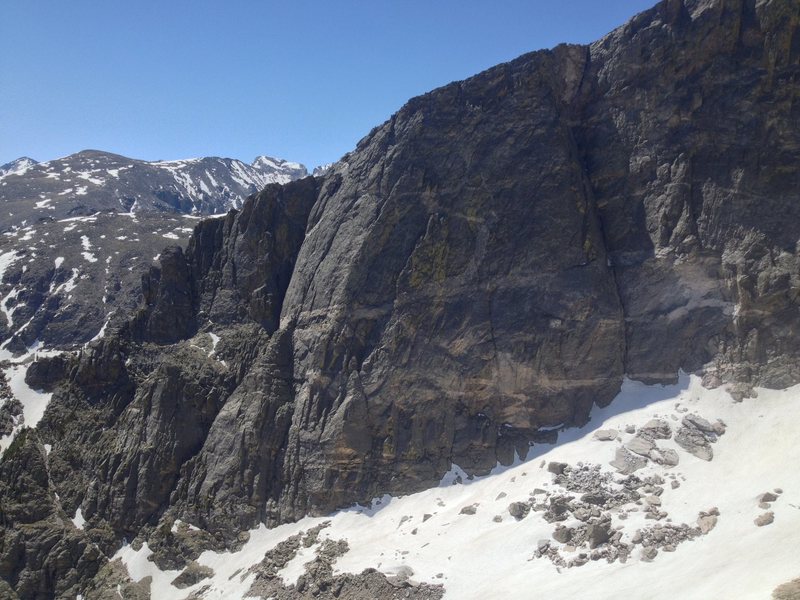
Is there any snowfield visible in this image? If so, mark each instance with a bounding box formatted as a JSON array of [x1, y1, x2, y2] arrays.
[[0, 361, 53, 452], [111, 374, 800, 599]]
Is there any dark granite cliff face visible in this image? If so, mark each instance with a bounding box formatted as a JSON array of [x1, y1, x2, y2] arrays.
[[129, 176, 321, 343], [582, 0, 800, 389], [2, 0, 800, 596]]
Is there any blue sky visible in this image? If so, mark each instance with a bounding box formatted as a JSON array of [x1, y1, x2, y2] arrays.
[[1, 1, 656, 169]]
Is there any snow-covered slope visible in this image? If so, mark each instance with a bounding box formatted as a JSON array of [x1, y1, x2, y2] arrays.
[[0, 150, 308, 216], [110, 374, 800, 599], [0, 358, 55, 452], [250, 156, 308, 187], [0, 211, 202, 354], [0, 157, 37, 179], [0, 150, 309, 353]]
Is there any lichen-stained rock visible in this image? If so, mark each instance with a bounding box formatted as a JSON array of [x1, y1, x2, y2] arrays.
[[273, 0, 800, 517]]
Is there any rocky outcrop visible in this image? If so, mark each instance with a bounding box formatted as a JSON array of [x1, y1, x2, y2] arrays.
[[130, 176, 321, 342], [171, 328, 297, 534], [43, 0, 800, 537], [3, 0, 800, 596], [245, 523, 444, 599], [580, 0, 800, 388], [773, 577, 800, 600], [249, 0, 798, 521], [0, 430, 105, 598], [271, 46, 629, 520]]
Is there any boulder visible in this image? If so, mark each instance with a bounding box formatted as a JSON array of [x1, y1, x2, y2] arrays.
[[553, 525, 573, 544], [649, 447, 680, 467], [755, 512, 775, 527], [675, 421, 715, 461], [697, 515, 718, 534], [593, 429, 618, 442], [625, 436, 656, 457], [586, 522, 611, 549], [640, 419, 672, 440], [171, 561, 214, 589], [610, 447, 648, 474], [507, 502, 530, 520]]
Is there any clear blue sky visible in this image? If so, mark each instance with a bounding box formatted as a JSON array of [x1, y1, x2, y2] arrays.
[[1, 1, 656, 169]]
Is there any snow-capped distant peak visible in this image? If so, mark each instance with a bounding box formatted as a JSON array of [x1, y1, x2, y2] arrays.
[[0, 157, 38, 180], [247, 155, 308, 189], [312, 163, 334, 177], [0, 150, 309, 216], [252, 155, 307, 174], [252, 155, 283, 170], [150, 157, 203, 167]]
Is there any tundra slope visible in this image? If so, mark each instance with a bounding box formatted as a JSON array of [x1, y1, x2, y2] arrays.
[[2, 0, 800, 597]]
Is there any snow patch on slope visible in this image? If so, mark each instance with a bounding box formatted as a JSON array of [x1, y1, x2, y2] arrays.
[[80, 235, 98, 262], [0, 157, 37, 180], [1, 287, 21, 326], [114, 543, 183, 599], [0, 362, 54, 452], [0, 251, 20, 282], [114, 376, 800, 600], [72, 508, 86, 530]]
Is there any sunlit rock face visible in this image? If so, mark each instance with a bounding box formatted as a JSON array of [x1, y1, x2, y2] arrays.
[[3, 0, 800, 597]]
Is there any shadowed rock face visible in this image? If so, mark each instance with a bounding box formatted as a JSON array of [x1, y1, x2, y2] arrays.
[[581, 0, 800, 388], [3, 0, 800, 595], [130, 176, 322, 343]]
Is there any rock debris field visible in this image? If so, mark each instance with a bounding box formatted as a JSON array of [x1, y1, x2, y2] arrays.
[[104, 374, 800, 600]]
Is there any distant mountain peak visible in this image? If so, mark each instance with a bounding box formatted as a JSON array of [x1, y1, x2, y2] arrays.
[[0, 148, 309, 354], [0, 149, 308, 215], [251, 155, 308, 180], [312, 163, 334, 177], [0, 156, 38, 179]]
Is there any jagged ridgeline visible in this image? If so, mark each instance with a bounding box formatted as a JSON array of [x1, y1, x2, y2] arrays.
[[2, 0, 800, 597], [0, 151, 308, 354]]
